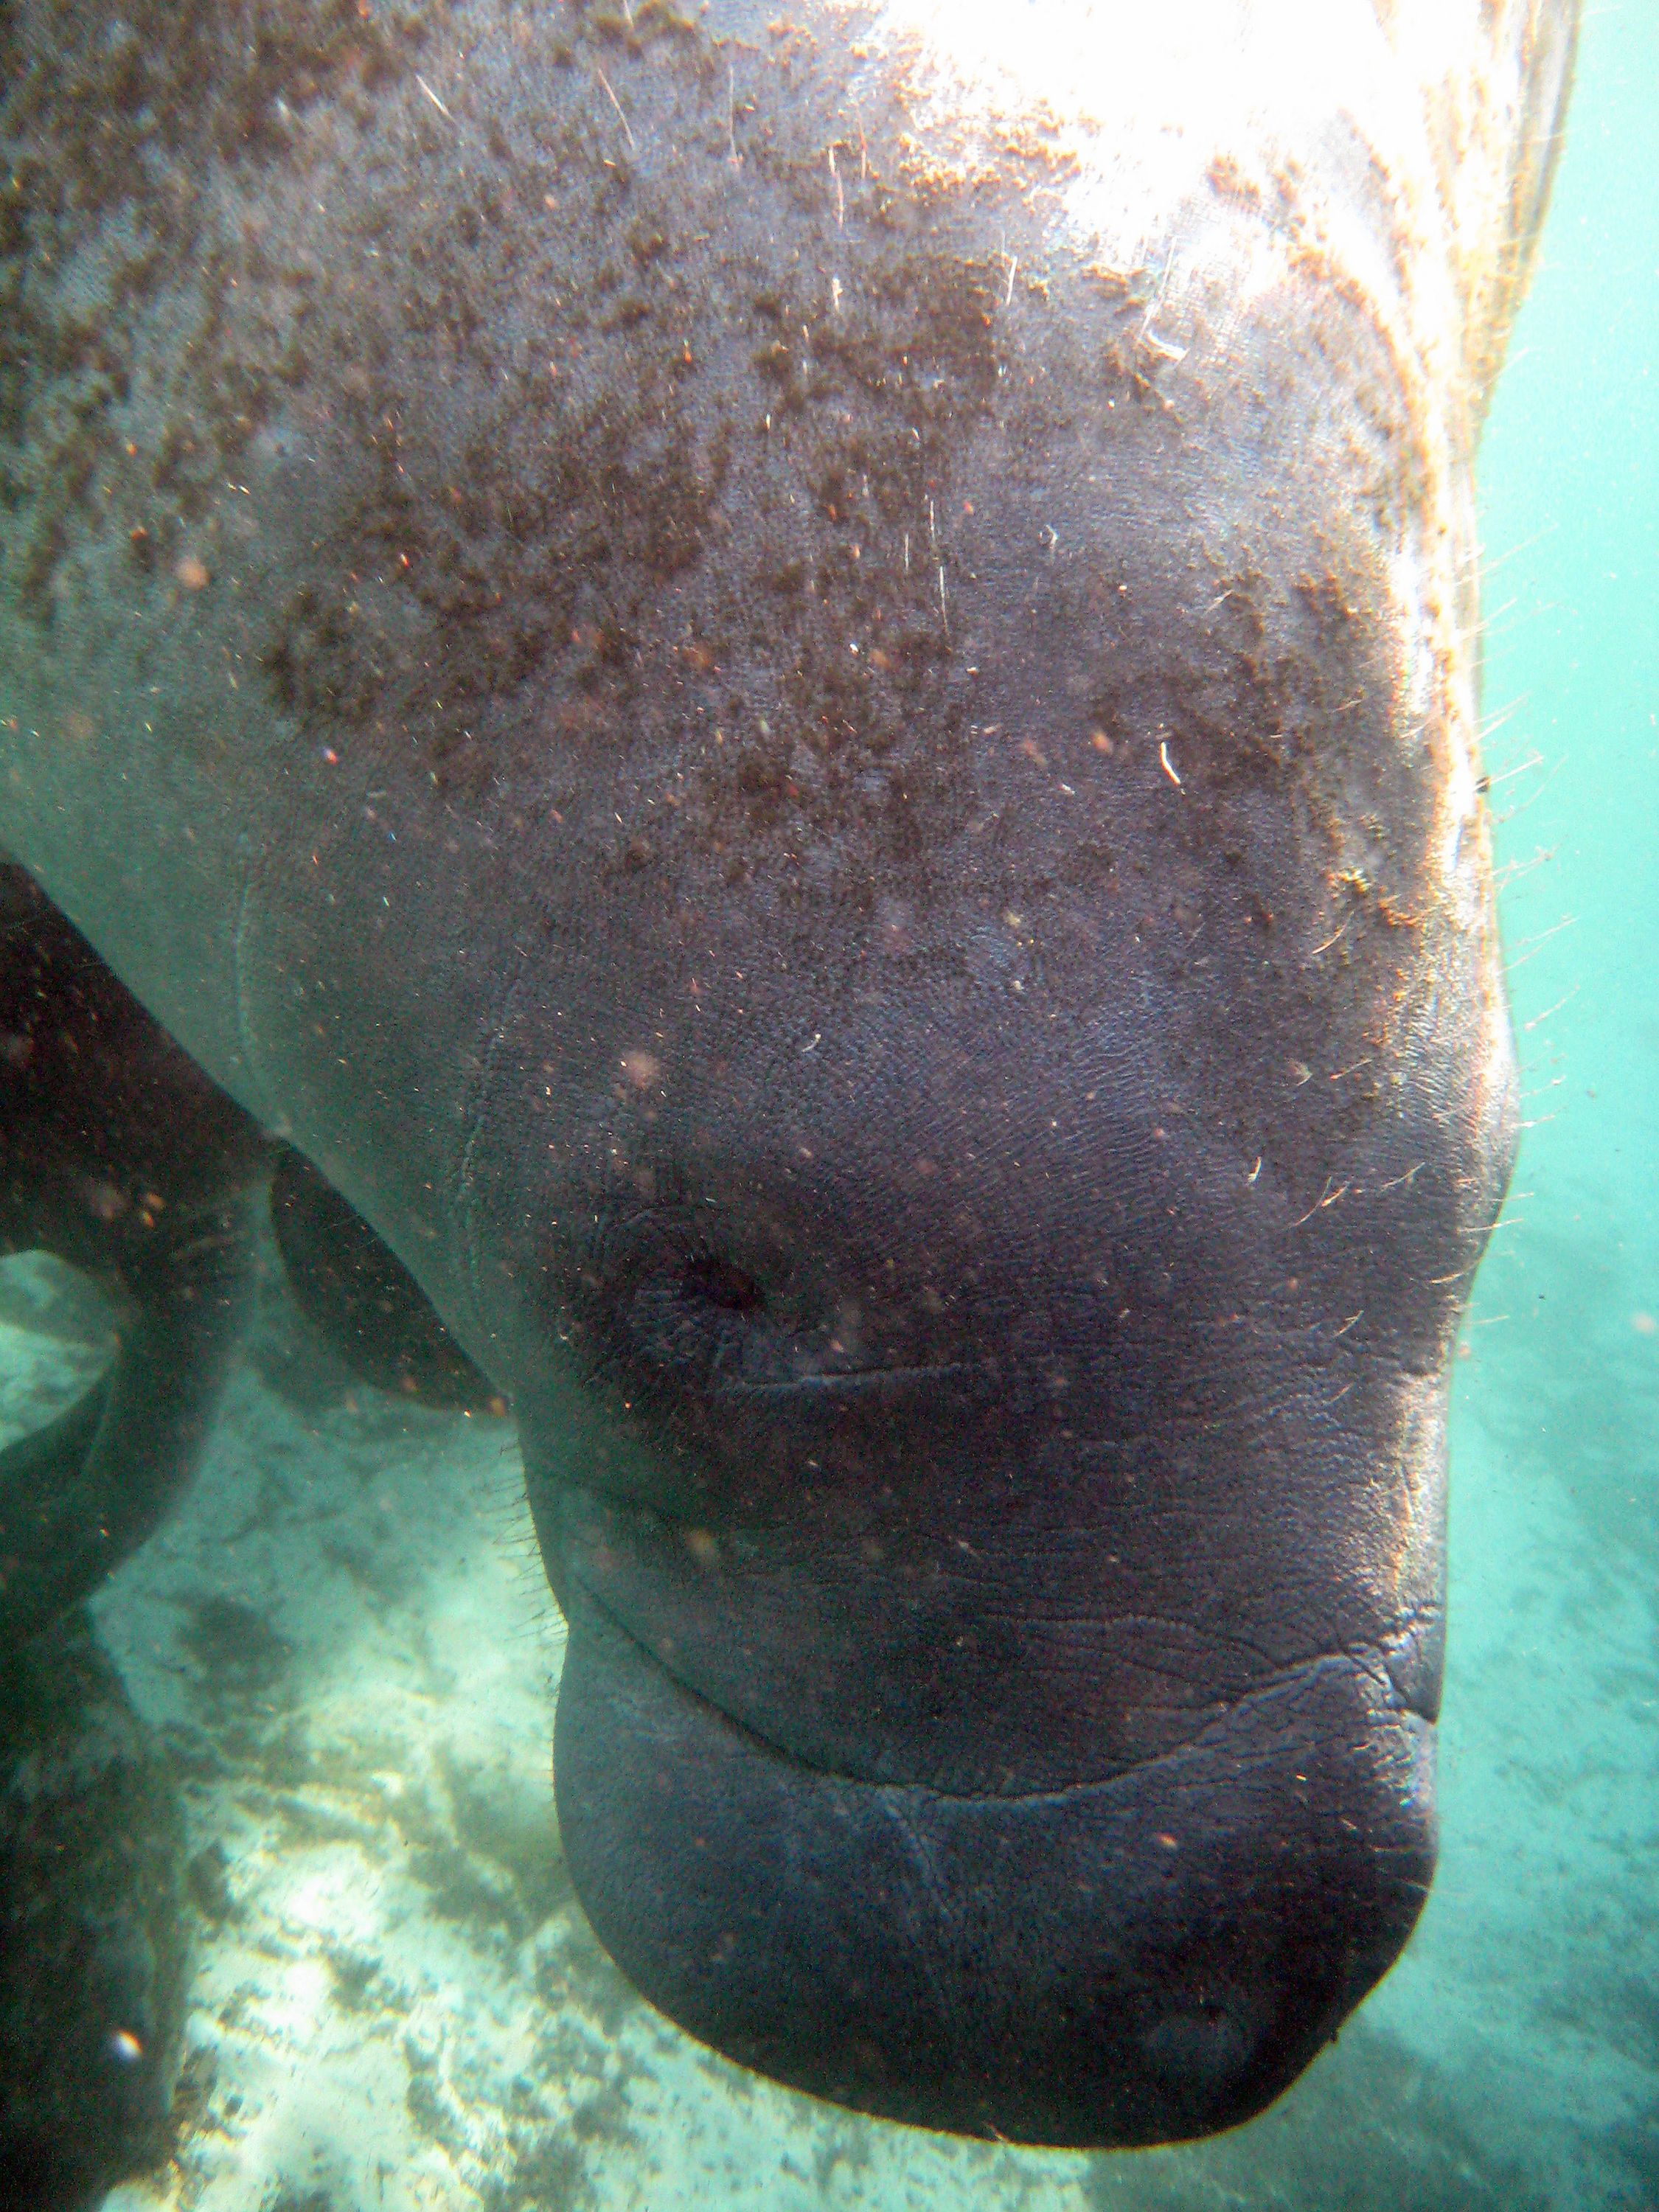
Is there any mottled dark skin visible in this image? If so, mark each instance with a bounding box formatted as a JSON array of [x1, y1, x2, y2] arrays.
[[0, 0, 1578, 2149]]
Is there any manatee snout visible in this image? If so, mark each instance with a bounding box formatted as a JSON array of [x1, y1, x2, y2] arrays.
[[552, 1591, 1436, 2146], [133, 0, 1520, 2148], [509, 1006, 1477, 2146]]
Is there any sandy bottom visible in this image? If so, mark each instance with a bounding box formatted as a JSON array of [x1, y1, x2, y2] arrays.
[[0, 1242, 1652, 2212]]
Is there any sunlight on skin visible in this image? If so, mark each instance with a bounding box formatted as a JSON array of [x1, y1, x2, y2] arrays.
[[849, 1, 1557, 441], [846, 1, 1548, 943], [835, 15, 1548, 1466]]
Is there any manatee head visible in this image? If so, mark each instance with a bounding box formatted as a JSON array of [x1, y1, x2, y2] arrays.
[[389, 3, 1537, 2146], [0, 0, 1567, 2147], [55, 0, 1551, 2151], [499, 591, 1515, 2146]]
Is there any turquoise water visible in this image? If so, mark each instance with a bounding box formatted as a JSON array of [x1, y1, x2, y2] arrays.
[[2, 6, 1655, 2209], [1371, 0, 1659, 2197]]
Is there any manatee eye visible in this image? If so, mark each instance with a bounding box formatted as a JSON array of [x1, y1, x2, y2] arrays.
[[681, 1251, 764, 1315]]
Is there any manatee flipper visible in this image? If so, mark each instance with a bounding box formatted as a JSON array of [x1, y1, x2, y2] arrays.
[[0, 1221, 254, 1644], [0, 861, 267, 1643], [270, 1145, 495, 1412], [0, 1604, 187, 2211]]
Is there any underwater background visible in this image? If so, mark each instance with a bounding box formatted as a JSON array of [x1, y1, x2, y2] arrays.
[[0, 3, 1652, 2208]]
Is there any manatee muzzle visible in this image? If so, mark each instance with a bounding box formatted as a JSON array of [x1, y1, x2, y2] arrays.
[[552, 1584, 1435, 2147]]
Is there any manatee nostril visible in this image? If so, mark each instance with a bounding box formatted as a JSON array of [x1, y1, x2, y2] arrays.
[[1381, 1609, 1446, 1723], [681, 1251, 765, 1315]]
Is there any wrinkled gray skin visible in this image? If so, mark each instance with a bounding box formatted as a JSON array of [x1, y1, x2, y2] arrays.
[[0, 0, 1576, 2149]]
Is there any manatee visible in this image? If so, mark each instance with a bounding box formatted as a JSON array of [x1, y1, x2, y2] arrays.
[[0, 856, 491, 2194], [0, 860, 262, 1646], [0, 0, 1578, 2149], [0, 855, 488, 1627], [269, 1145, 498, 1411], [0, 1608, 188, 2212]]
